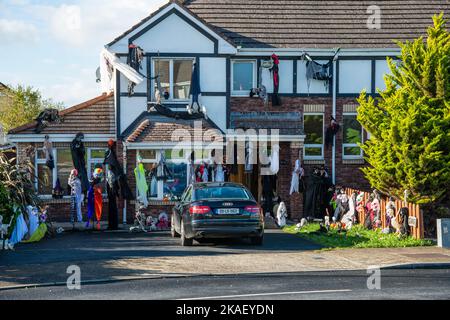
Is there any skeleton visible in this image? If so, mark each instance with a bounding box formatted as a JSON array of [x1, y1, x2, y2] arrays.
[[34, 109, 64, 133]]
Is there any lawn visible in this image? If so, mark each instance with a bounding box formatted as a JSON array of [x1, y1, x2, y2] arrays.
[[283, 223, 434, 249]]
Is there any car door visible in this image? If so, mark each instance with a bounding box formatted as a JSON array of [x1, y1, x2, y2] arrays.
[[173, 186, 192, 233]]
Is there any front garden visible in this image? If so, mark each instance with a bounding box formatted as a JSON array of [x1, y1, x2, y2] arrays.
[[283, 223, 434, 249]]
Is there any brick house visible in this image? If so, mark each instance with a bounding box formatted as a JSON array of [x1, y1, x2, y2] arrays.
[[7, 0, 448, 223]]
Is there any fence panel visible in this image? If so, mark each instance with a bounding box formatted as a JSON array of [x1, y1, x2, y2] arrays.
[[344, 188, 424, 239]]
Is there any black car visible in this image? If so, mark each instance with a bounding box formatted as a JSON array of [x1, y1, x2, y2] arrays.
[[171, 182, 264, 246]]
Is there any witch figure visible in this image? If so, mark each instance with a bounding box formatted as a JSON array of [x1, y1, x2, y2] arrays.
[[104, 139, 134, 201], [70, 132, 89, 192]]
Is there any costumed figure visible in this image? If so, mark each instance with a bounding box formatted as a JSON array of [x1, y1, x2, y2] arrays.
[[135, 155, 149, 208], [371, 190, 381, 229], [325, 116, 340, 148], [93, 168, 104, 230], [186, 62, 207, 117], [341, 192, 357, 229], [43, 135, 54, 170], [126, 43, 145, 96], [104, 140, 134, 200], [383, 197, 397, 234], [68, 169, 83, 224], [106, 169, 120, 230], [270, 54, 281, 106], [303, 168, 328, 219], [70, 132, 89, 192], [290, 159, 304, 195], [85, 181, 95, 228]]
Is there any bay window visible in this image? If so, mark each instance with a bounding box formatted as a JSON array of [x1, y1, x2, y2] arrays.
[[343, 114, 363, 159], [231, 60, 256, 96], [304, 114, 324, 159], [152, 58, 193, 101]]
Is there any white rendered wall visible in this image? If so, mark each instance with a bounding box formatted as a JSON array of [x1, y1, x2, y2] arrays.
[[200, 96, 227, 132], [120, 97, 147, 134], [279, 60, 293, 94], [133, 14, 214, 54], [200, 57, 226, 93], [339, 60, 372, 94], [297, 60, 330, 94]]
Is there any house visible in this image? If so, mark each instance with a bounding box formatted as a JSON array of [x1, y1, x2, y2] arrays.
[[7, 0, 449, 223]]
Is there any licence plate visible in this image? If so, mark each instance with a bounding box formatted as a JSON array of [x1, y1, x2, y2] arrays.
[[216, 208, 240, 215]]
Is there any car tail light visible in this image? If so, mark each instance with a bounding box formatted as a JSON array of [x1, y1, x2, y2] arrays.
[[244, 205, 262, 216], [189, 205, 211, 215]]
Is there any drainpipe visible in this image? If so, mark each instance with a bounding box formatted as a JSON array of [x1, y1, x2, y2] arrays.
[[332, 53, 339, 185], [122, 142, 128, 226]]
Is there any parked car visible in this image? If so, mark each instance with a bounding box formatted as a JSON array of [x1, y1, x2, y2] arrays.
[[171, 182, 264, 246]]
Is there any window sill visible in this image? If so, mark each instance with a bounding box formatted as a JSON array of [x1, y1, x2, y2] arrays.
[[303, 159, 325, 165], [342, 158, 365, 164]]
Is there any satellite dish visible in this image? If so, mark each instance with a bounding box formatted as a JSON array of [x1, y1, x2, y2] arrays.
[[95, 67, 101, 83]]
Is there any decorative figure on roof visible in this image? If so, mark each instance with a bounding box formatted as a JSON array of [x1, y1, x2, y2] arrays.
[[70, 132, 89, 193], [34, 109, 63, 134]]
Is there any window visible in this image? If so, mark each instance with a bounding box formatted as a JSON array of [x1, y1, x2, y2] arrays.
[[153, 58, 193, 101], [195, 186, 251, 201], [232, 60, 256, 96], [304, 114, 324, 159], [56, 149, 73, 191], [138, 149, 210, 201], [35, 147, 107, 196], [343, 114, 363, 159]]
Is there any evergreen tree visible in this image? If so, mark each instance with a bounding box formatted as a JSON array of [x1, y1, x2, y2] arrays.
[[357, 13, 450, 205]]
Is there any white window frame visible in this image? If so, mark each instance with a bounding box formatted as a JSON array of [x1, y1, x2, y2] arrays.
[[151, 57, 195, 103], [35, 147, 107, 197], [303, 113, 325, 160], [137, 149, 212, 201], [231, 59, 257, 97], [342, 112, 364, 160]]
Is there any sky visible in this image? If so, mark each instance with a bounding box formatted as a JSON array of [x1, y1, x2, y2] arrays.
[[0, 0, 168, 107]]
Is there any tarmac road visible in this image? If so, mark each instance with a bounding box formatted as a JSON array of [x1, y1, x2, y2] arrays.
[[1, 269, 450, 300]]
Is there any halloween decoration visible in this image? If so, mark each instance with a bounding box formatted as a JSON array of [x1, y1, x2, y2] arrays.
[[270, 54, 281, 106], [397, 207, 410, 236], [43, 135, 54, 170], [325, 116, 340, 147], [301, 48, 340, 94], [276, 201, 287, 228], [34, 109, 63, 134], [270, 144, 280, 175], [68, 169, 83, 224], [126, 43, 145, 96], [249, 63, 268, 106], [106, 170, 119, 230], [52, 177, 64, 199], [150, 103, 206, 120], [135, 158, 149, 208], [93, 168, 104, 231], [290, 159, 304, 195], [155, 151, 173, 182], [70, 132, 89, 192], [262, 175, 277, 217], [187, 61, 207, 117], [9, 207, 28, 246], [85, 184, 95, 228], [333, 188, 349, 222], [304, 167, 328, 219], [100, 48, 144, 94], [104, 140, 134, 200]]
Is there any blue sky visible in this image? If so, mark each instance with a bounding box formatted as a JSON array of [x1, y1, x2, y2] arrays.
[[0, 0, 168, 107]]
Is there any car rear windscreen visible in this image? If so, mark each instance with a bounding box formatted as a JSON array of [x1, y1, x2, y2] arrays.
[[195, 187, 251, 200]]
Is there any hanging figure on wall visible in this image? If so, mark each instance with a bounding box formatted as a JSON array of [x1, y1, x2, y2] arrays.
[[68, 169, 83, 226], [270, 54, 281, 106], [70, 132, 89, 192], [325, 116, 340, 148]]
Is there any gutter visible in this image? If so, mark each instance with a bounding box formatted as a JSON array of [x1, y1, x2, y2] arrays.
[[332, 52, 339, 185]]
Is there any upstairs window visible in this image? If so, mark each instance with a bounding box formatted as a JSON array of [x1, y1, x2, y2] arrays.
[[343, 114, 363, 159], [153, 58, 193, 101], [232, 60, 256, 96], [304, 114, 324, 159]]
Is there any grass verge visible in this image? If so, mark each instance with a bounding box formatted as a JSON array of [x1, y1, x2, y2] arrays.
[[283, 223, 434, 249]]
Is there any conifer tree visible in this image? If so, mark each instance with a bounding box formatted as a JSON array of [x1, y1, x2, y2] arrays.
[[357, 13, 450, 205]]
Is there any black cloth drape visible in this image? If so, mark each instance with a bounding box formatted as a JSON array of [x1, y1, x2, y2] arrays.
[[70, 134, 89, 192], [303, 173, 328, 219], [104, 146, 134, 200], [107, 176, 119, 230], [262, 175, 277, 217], [189, 62, 201, 106]]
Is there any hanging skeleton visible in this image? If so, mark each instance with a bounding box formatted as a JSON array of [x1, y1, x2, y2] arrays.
[[186, 61, 207, 118], [301, 48, 340, 94], [127, 43, 145, 96]]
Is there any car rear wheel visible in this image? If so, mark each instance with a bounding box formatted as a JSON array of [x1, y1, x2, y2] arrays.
[[171, 214, 179, 238], [250, 235, 263, 246], [180, 221, 193, 247]]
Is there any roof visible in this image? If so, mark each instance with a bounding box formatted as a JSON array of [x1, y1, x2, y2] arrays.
[[123, 111, 224, 143], [230, 112, 304, 136], [8, 93, 115, 135], [183, 0, 449, 48]]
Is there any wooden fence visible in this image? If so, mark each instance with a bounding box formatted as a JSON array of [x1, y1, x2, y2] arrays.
[[344, 188, 424, 239]]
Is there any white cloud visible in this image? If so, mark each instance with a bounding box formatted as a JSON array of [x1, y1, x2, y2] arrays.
[[0, 18, 38, 44]]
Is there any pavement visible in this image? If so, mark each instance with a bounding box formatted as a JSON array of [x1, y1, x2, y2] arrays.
[[1, 229, 450, 291], [2, 269, 450, 300]]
